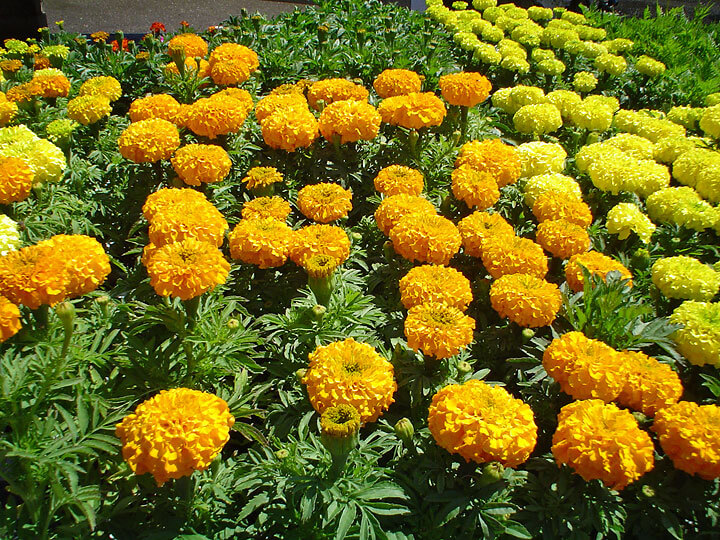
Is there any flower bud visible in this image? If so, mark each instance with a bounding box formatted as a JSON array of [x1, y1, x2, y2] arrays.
[[394, 417, 415, 448], [521, 328, 536, 342], [350, 231, 362, 242], [295, 368, 307, 382], [457, 360, 472, 374], [55, 301, 75, 328], [311, 304, 326, 321], [275, 449, 289, 460], [477, 462, 505, 486], [226, 318, 240, 329]]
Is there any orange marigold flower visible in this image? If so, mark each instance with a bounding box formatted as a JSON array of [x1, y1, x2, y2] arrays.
[[211, 87, 253, 113], [458, 211, 515, 258], [455, 139, 521, 188], [241, 196, 292, 222], [451, 165, 500, 210], [228, 218, 292, 269], [297, 183, 352, 223], [0, 59, 22, 74], [490, 273, 562, 328], [67, 94, 112, 125], [185, 95, 248, 139], [261, 107, 319, 152], [255, 93, 309, 123], [301, 338, 396, 423], [118, 118, 180, 163], [536, 219, 590, 259], [307, 79, 369, 110], [543, 331, 629, 402], [428, 380, 537, 466], [0, 98, 18, 127], [0, 295, 21, 342], [129, 93, 181, 123], [38, 235, 110, 298], [532, 190, 593, 227], [301, 252, 340, 278], [142, 187, 209, 222], [115, 388, 234, 486], [148, 203, 227, 248], [241, 166, 283, 191], [390, 213, 461, 265], [565, 251, 633, 292], [552, 400, 655, 490], [31, 69, 70, 98], [399, 264, 472, 311], [378, 92, 447, 130], [146, 238, 229, 300], [90, 31, 109, 43], [318, 99, 381, 143], [404, 301, 475, 359], [373, 165, 424, 196], [33, 54, 51, 70], [0, 244, 68, 309], [167, 33, 208, 58], [481, 235, 548, 279], [439, 72, 492, 108], [171, 144, 231, 186], [208, 43, 259, 86], [6, 83, 37, 104], [653, 401, 720, 480], [78, 76, 122, 102], [373, 69, 422, 98], [0, 156, 33, 204], [288, 224, 350, 266], [616, 350, 682, 417], [374, 194, 436, 236]]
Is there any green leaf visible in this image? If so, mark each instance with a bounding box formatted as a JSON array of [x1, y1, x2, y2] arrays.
[[335, 503, 357, 540], [504, 521, 533, 539]]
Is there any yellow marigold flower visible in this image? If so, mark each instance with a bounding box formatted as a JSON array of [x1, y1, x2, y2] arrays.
[[481, 235, 547, 279], [536, 219, 590, 260], [0, 244, 68, 309], [565, 251, 632, 292], [0, 99, 18, 128], [0, 215, 19, 256], [185, 96, 249, 139], [700, 105, 720, 139], [568, 100, 614, 132], [255, 93, 309, 124], [646, 186, 719, 232], [171, 144, 231, 186], [241, 166, 283, 191], [167, 33, 208, 58], [302, 338, 396, 423], [31, 69, 70, 98], [545, 89, 582, 120], [307, 79, 369, 109], [670, 301, 720, 367], [606, 203, 655, 244], [616, 351, 682, 417], [532, 191, 592, 227], [405, 301, 475, 359], [318, 99, 381, 144], [374, 194, 436, 236], [399, 264, 472, 311], [652, 256, 720, 302], [653, 136, 697, 165], [320, 404, 361, 437], [142, 187, 209, 222], [228, 218, 292, 269], [543, 332, 628, 402], [595, 53, 627, 76], [552, 400, 654, 490], [451, 165, 500, 210], [38, 235, 110, 298], [516, 141, 567, 179], [572, 71, 598, 93], [0, 295, 21, 342], [67, 94, 112, 125], [289, 224, 350, 266], [378, 92, 447, 130], [523, 173, 580, 208], [455, 138, 521, 188], [241, 196, 291, 222], [116, 388, 234, 486], [390, 213, 461, 265], [261, 107, 319, 152], [0, 59, 22, 74], [297, 183, 352, 223], [373, 165, 424, 196], [129, 94, 180, 123], [6, 83, 37, 105], [148, 203, 227, 248], [513, 103, 562, 135], [146, 238, 229, 300], [439, 72, 492, 107], [428, 380, 537, 466], [208, 43, 259, 86], [301, 253, 340, 278], [118, 118, 180, 163], [78, 76, 122, 102], [373, 69, 422, 98], [457, 211, 514, 257], [636, 55, 666, 77], [490, 273, 561, 327], [0, 156, 33, 203]]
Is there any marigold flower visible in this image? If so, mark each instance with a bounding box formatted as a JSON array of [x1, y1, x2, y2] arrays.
[[552, 400, 654, 490], [451, 165, 500, 210], [439, 72, 492, 107], [636, 55, 666, 78], [45, 118, 78, 144], [146, 238, 229, 300], [492, 85, 545, 115], [390, 213, 461, 265], [565, 251, 632, 292], [118, 118, 180, 163], [545, 89, 581, 120], [0, 59, 22, 74], [228, 218, 292, 269], [241, 166, 283, 191], [208, 43, 258, 86], [0, 243, 68, 309], [513, 103, 562, 135], [318, 99, 381, 144], [115, 388, 234, 486], [568, 100, 614, 132], [67, 94, 112, 125], [652, 256, 720, 302], [211, 88, 254, 115], [261, 107, 319, 152], [700, 105, 720, 139], [399, 264, 472, 311], [378, 92, 447, 130], [142, 187, 210, 222], [536, 219, 590, 260], [374, 194, 436, 236], [302, 338, 396, 423], [516, 141, 567, 179], [255, 93, 309, 123], [288, 224, 350, 266], [241, 196, 291, 222], [301, 253, 340, 279], [373, 69, 422, 98], [0, 99, 18, 128], [0, 156, 33, 203], [0, 295, 21, 342], [38, 235, 110, 298], [163, 57, 210, 79], [455, 139, 521, 187], [90, 31, 109, 43], [320, 404, 361, 438], [185, 96, 248, 139], [6, 83, 38, 105], [373, 165, 424, 196], [428, 380, 536, 466], [594, 53, 627, 76], [616, 351, 682, 417], [307, 79, 369, 109], [670, 301, 720, 367], [148, 203, 227, 248], [171, 144, 231, 186], [481, 235, 547, 279], [30, 68, 70, 98], [490, 273, 561, 327], [297, 183, 352, 223], [405, 301, 475, 359], [129, 94, 180, 123], [0, 137, 66, 184], [457, 211, 515, 257], [78, 76, 122, 102], [167, 33, 208, 58], [532, 190, 592, 227], [0, 215, 19, 257], [646, 186, 718, 232]]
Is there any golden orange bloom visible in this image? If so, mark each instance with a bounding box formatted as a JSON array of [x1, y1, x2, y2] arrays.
[[373, 165, 424, 196], [241, 196, 292, 222], [439, 72, 492, 107], [208, 43, 259, 86], [0, 156, 33, 204], [288, 224, 351, 266], [261, 107, 319, 152], [490, 273, 562, 328], [0, 295, 21, 342], [405, 301, 475, 359], [171, 144, 231, 186], [67, 94, 112, 125], [0, 59, 22, 74], [31, 69, 70, 98], [307, 79, 369, 109], [399, 264, 472, 311], [148, 203, 228, 248], [210, 88, 254, 115], [451, 165, 500, 210], [301, 253, 340, 278], [255, 93, 309, 124], [565, 251, 633, 292], [373, 69, 422, 98], [455, 139, 521, 188], [185, 95, 248, 139], [129, 94, 181, 123], [37, 235, 110, 298], [616, 350, 683, 417], [378, 92, 447, 130], [390, 213, 461, 265], [374, 194, 436, 236], [78, 76, 122, 102], [0, 98, 18, 127], [241, 166, 283, 191], [0, 244, 68, 309], [228, 218, 292, 269], [167, 33, 208, 58], [457, 211, 515, 258], [318, 99, 381, 143], [142, 187, 209, 222], [536, 219, 590, 259], [532, 190, 593, 227], [481, 236, 548, 279], [297, 183, 352, 223], [117, 118, 180, 163]]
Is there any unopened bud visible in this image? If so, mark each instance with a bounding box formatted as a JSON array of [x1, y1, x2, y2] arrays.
[[55, 301, 75, 327], [383, 240, 395, 261], [451, 130, 462, 146], [394, 418, 415, 448], [317, 25, 329, 43], [478, 462, 504, 486], [312, 304, 326, 321], [631, 248, 651, 269], [95, 295, 110, 306], [521, 328, 535, 342], [350, 231, 362, 242], [295, 368, 307, 381], [227, 318, 240, 329], [457, 360, 472, 374], [275, 449, 289, 459]]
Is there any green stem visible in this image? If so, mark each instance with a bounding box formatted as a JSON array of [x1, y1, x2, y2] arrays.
[[183, 296, 200, 328], [308, 275, 334, 307], [459, 106, 469, 141]]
